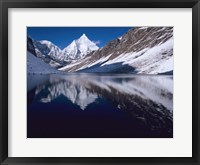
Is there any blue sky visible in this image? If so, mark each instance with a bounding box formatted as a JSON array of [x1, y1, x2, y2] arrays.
[[27, 27, 132, 49]]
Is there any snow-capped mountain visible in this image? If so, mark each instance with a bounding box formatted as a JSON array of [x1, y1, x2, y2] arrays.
[[60, 34, 99, 61], [60, 27, 173, 74], [27, 36, 62, 69], [27, 37, 60, 74], [31, 34, 99, 64], [28, 27, 173, 74], [33, 40, 62, 60]]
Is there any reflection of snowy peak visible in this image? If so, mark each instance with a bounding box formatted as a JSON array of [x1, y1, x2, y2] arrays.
[[60, 34, 99, 61], [32, 74, 172, 112], [28, 74, 173, 134], [35, 77, 98, 110]]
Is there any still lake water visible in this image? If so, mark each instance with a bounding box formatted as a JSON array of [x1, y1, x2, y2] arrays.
[[27, 74, 173, 138]]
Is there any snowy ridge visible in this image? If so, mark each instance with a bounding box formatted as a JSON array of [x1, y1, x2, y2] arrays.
[[32, 34, 99, 63], [34, 40, 62, 60]]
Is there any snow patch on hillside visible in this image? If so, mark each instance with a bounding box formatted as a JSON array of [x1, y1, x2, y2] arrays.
[[27, 51, 60, 74], [74, 37, 173, 74]]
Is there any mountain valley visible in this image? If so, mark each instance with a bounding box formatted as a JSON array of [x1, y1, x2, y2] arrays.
[[27, 27, 173, 74]]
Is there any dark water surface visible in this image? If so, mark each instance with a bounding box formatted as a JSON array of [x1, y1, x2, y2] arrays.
[[27, 74, 173, 138]]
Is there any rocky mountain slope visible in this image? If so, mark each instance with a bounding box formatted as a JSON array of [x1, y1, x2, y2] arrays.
[[60, 27, 173, 74]]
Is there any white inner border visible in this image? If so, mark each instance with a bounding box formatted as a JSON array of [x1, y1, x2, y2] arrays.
[[8, 8, 192, 157]]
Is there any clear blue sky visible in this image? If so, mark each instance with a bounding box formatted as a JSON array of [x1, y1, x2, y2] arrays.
[[27, 27, 132, 49]]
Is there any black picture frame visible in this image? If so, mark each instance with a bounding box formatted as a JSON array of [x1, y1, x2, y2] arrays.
[[0, 0, 199, 164]]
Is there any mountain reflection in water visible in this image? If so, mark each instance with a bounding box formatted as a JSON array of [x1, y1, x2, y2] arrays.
[[27, 74, 173, 138]]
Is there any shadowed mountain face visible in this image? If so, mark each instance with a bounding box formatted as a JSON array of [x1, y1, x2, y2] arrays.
[[27, 74, 173, 138], [33, 40, 61, 60], [27, 36, 37, 56]]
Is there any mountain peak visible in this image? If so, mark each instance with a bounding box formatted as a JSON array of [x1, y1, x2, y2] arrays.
[[40, 40, 51, 44], [78, 33, 90, 41], [80, 33, 87, 39], [62, 33, 99, 61]]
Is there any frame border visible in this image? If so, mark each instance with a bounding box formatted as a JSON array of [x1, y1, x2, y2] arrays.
[[0, 0, 199, 164]]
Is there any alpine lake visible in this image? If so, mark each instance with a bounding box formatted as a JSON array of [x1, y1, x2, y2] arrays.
[[27, 73, 173, 138]]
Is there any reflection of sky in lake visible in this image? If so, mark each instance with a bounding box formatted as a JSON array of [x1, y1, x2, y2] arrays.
[[27, 74, 173, 138]]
